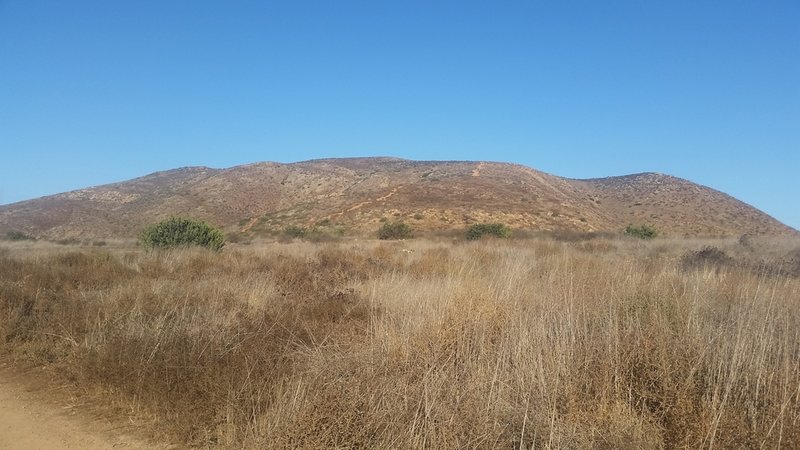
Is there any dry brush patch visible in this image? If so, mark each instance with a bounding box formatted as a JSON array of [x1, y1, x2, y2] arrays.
[[0, 238, 799, 448]]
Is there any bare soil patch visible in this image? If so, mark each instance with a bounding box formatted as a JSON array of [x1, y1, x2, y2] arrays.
[[0, 363, 164, 449]]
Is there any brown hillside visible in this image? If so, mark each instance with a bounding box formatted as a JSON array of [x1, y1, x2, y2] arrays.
[[572, 173, 794, 236], [0, 158, 795, 239]]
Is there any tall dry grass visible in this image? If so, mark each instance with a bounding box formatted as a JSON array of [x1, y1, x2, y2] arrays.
[[0, 237, 799, 448]]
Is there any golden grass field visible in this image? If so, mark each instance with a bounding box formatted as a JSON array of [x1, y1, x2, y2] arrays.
[[1, 235, 799, 448]]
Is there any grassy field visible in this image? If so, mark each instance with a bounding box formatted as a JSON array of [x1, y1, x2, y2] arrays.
[[1, 235, 799, 448]]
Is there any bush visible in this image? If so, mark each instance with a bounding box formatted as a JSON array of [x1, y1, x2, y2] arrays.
[[281, 225, 345, 243], [4, 231, 36, 241], [225, 232, 251, 245], [785, 248, 800, 278], [315, 218, 332, 227], [681, 246, 734, 271], [55, 238, 81, 246], [283, 226, 308, 239], [377, 222, 412, 240], [139, 217, 225, 251], [466, 223, 511, 240], [624, 224, 658, 240]]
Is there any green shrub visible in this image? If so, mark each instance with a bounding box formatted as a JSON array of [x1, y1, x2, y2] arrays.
[[4, 231, 36, 241], [377, 222, 412, 240], [139, 217, 225, 251], [466, 223, 511, 240], [624, 224, 658, 240]]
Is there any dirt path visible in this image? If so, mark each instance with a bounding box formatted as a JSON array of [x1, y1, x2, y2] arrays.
[[375, 185, 402, 202], [240, 216, 259, 232], [328, 185, 404, 220], [0, 365, 163, 449]]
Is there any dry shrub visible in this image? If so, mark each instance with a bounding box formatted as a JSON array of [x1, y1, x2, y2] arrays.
[[681, 245, 734, 271], [1, 238, 799, 448], [548, 229, 610, 242], [408, 247, 452, 278], [577, 238, 616, 253], [526, 239, 562, 258], [783, 247, 800, 277]]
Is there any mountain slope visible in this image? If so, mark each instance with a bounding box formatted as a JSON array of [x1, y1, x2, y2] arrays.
[[573, 173, 790, 237], [0, 158, 794, 239]]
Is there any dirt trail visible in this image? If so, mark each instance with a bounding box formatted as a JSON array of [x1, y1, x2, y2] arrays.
[[0, 365, 163, 449], [240, 216, 259, 232], [375, 185, 402, 201], [329, 185, 404, 220]]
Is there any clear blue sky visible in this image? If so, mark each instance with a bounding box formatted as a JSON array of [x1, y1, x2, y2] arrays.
[[1, 1, 798, 229]]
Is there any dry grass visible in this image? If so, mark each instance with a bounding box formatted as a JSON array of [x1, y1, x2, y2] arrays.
[[1, 236, 799, 448]]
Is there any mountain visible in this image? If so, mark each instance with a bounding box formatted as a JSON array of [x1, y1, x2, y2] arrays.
[[0, 157, 795, 239]]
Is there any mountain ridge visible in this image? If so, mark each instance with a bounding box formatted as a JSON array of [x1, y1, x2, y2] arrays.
[[1, 157, 795, 239]]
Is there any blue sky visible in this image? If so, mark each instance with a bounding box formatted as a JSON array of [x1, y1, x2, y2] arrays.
[[1, 1, 798, 229]]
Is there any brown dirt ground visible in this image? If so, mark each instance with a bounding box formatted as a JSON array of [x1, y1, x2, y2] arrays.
[[0, 362, 167, 449]]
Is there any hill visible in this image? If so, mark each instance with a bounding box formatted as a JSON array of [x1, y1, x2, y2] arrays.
[[0, 157, 795, 239]]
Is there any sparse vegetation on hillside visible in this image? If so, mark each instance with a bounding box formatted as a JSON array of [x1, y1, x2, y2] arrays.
[[1, 236, 799, 448], [625, 223, 658, 239], [2, 158, 794, 240], [377, 221, 412, 240], [466, 222, 511, 240], [139, 217, 225, 251]]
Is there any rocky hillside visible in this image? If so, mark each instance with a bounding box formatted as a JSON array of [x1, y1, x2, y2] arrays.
[[0, 158, 795, 239]]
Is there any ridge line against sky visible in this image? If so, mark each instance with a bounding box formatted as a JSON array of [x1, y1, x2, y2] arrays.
[[1, 1, 798, 228]]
